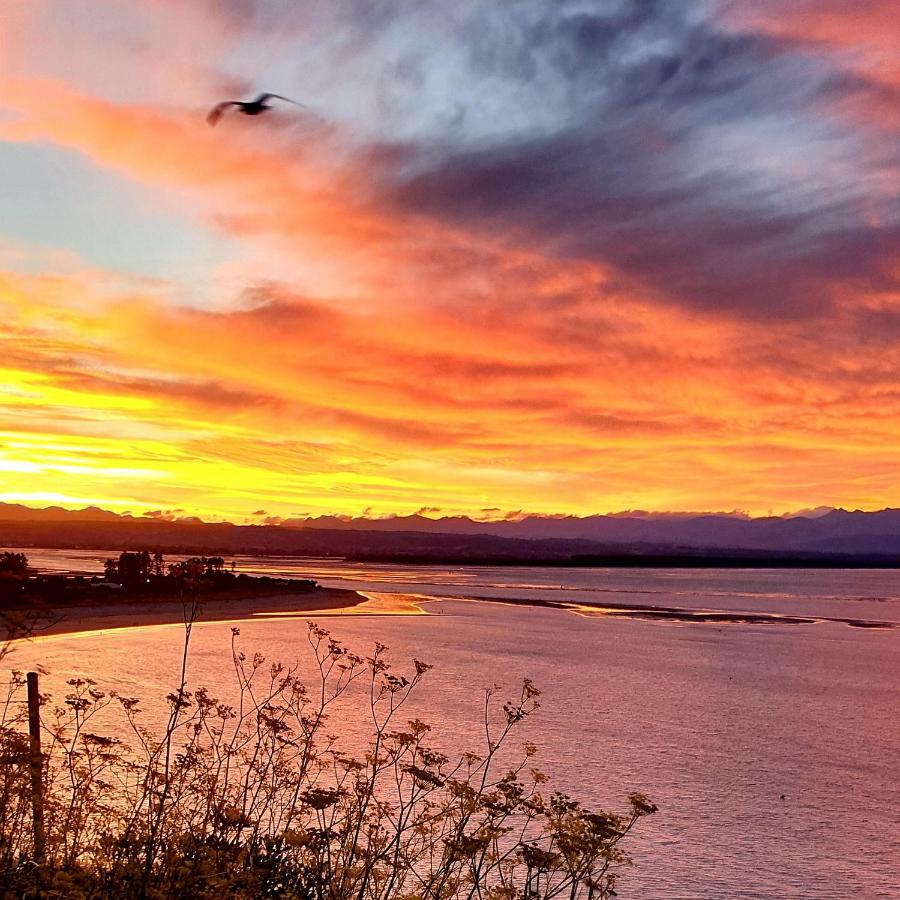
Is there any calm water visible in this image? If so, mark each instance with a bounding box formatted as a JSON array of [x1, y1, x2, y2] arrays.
[[8, 551, 900, 897]]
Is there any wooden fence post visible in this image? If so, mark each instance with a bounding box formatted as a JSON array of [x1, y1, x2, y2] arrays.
[[26, 671, 44, 862]]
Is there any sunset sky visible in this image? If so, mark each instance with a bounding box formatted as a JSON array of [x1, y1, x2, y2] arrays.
[[1, 0, 898, 521]]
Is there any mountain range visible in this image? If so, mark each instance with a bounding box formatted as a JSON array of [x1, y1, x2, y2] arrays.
[[1, 503, 900, 563]]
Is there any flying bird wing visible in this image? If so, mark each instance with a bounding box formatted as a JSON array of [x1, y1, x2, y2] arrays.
[[207, 101, 238, 125], [254, 92, 309, 109]]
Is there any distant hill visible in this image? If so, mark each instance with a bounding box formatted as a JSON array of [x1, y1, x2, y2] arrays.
[[1, 504, 899, 563], [267, 507, 900, 557], [0, 503, 124, 522]]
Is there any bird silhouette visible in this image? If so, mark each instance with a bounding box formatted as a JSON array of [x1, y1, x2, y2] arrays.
[[207, 92, 305, 126]]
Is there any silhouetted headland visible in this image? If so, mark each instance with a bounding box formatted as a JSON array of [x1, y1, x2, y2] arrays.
[[0, 551, 364, 640]]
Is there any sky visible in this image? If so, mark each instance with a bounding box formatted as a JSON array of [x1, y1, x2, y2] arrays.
[[0, 0, 898, 521]]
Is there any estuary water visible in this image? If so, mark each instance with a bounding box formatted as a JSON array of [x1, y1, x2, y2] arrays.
[[8, 551, 900, 898]]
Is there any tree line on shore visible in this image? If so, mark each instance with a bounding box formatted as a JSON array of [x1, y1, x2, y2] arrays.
[[102, 551, 231, 585], [0, 551, 317, 616]]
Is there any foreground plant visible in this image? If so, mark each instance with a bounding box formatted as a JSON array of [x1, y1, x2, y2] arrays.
[[0, 618, 655, 899]]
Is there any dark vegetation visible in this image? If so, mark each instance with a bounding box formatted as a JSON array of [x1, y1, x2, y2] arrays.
[[0, 551, 316, 621], [0, 553, 28, 577], [0, 586, 655, 898]]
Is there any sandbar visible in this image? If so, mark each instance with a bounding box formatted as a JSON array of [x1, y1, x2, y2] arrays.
[[7, 586, 368, 642]]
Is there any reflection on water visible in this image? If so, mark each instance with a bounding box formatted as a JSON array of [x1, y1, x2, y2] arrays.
[[7, 552, 900, 897], [256, 592, 429, 617]]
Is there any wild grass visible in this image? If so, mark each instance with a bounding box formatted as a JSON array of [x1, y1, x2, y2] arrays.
[[0, 598, 655, 899]]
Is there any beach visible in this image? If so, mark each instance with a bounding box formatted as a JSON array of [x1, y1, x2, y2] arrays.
[[11, 586, 368, 642]]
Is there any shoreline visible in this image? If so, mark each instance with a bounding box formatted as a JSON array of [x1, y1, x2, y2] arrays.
[[12, 587, 370, 642], [7, 585, 895, 644]]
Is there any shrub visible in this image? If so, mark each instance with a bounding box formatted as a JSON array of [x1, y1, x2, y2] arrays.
[[0, 613, 654, 898]]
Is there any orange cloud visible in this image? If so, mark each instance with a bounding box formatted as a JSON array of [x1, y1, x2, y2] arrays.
[[723, 0, 900, 132], [724, 1, 899, 83], [3, 248, 900, 520]]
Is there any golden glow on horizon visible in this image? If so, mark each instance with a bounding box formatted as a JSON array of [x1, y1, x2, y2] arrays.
[[2, 240, 899, 519]]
